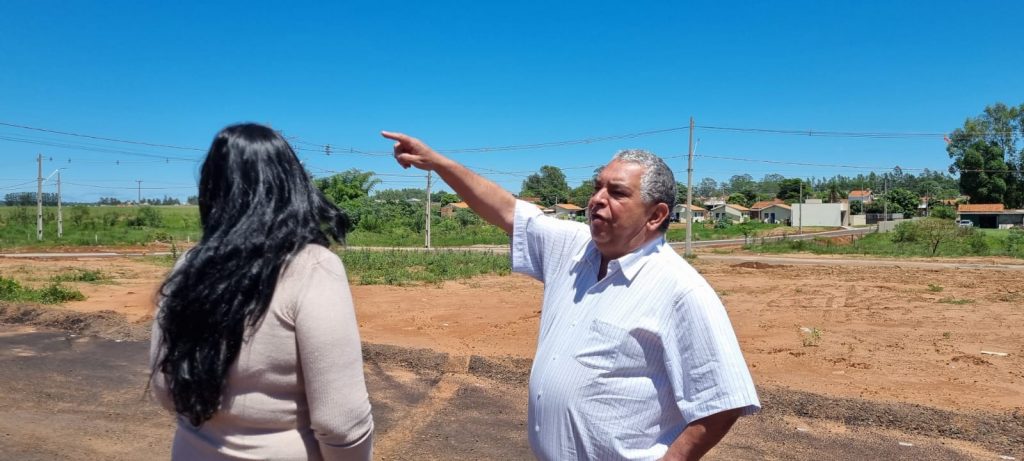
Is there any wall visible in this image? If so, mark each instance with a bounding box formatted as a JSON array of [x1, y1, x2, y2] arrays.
[[791, 203, 844, 227]]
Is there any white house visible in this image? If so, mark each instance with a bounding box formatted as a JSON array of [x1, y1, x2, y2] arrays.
[[673, 204, 707, 223], [758, 203, 791, 224], [708, 203, 749, 222], [553, 203, 585, 219]]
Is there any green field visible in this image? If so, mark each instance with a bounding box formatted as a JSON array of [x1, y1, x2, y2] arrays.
[[0, 205, 201, 249], [746, 224, 1024, 258]]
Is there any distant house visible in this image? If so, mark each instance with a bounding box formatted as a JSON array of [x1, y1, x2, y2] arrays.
[[553, 203, 585, 219], [702, 196, 728, 208], [518, 196, 542, 205], [758, 203, 792, 224], [440, 201, 471, 218], [848, 190, 874, 204], [956, 204, 1024, 229], [749, 199, 785, 221], [672, 204, 707, 223], [709, 203, 749, 222]]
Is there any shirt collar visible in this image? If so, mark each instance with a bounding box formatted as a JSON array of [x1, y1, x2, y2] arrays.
[[572, 235, 665, 281]]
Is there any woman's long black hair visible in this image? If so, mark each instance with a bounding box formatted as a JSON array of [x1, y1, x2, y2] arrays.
[[155, 123, 350, 427]]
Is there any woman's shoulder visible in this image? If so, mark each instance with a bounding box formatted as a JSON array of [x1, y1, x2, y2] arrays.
[[291, 243, 345, 276]]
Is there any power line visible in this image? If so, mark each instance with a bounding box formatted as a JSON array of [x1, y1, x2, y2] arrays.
[[0, 121, 204, 151]]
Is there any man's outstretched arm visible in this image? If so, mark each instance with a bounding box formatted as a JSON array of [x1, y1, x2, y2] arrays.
[[382, 131, 516, 235], [661, 408, 742, 461]]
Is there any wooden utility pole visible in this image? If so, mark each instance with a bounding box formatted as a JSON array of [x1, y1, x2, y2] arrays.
[[685, 117, 695, 257], [136, 180, 142, 203], [425, 171, 432, 249], [798, 181, 803, 235], [36, 154, 43, 241], [57, 170, 63, 238]]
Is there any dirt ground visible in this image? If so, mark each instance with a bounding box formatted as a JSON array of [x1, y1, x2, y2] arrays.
[[4, 251, 1019, 413], [1, 250, 1022, 458]]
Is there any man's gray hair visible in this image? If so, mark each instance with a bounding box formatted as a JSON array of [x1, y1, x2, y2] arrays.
[[611, 149, 676, 232]]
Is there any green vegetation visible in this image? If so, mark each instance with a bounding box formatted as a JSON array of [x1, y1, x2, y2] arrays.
[[801, 327, 822, 347], [747, 219, 1024, 258], [938, 297, 975, 305], [51, 269, 108, 283], [667, 221, 785, 242], [338, 249, 510, 286], [0, 276, 85, 304], [0, 205, 200, 248], [927, 284, 944, 293]]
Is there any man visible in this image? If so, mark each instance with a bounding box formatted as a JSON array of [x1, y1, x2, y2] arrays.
[[382, 131, 760, 461]]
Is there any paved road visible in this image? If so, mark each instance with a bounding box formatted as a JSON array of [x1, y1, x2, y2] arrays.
[[0, 325, 1016, 460], [0, 228, 874, 259]]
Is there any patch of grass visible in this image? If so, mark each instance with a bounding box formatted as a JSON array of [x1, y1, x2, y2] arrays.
[[927, 283, 944, 293], [0, 276, 85, 304], [51, 269, 108, 283], [801, 327, 822, 347], [942, 331, 952, 340], [338, 249, 510, 286], [139, 255, 178, 268], [938, 296, 975, 305]]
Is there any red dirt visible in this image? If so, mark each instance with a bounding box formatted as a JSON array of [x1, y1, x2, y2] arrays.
[[2, 252, 1022, 414]]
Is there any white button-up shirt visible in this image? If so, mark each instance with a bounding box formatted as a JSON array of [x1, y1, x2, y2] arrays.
[[511, 200, 760, 461]]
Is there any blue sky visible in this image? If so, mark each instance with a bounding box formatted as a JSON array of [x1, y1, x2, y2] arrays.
[[1, 0, 1022, 202]]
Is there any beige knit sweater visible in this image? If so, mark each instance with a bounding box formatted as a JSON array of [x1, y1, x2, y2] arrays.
[[150, 244, 374, 460]]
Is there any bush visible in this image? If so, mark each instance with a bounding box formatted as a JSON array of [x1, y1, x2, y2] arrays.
[[128, 206, 163, 227], [0, 276, 85, 303]]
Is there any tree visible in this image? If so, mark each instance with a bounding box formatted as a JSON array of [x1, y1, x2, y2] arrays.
[[520, 165, 570, 207], [823, 181, 843, 203], [431, 191, 460, 206], [374, 188, 427, 203], [777, 178, 808, 203], [726, 193, 749, 207], [883, 188, 921, 218], [947, 102, 1023, 207], [186, 195, 199, 205], [952, 141, 1009, 204], [757, 174, 785, 197], [569, 180, 595, 208], [695, 177, 719, 198], [4, 192, 58, 206], [315, 169, 381, 204]]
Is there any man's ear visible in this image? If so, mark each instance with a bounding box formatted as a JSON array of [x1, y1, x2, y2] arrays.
[[647, 202, 670, 231]]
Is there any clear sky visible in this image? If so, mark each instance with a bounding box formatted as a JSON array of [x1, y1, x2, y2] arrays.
[[1, 0, 1022, 202]]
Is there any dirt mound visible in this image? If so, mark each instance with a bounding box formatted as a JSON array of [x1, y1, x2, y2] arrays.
[[731, 261, 787, 270], [0, 304, 149, 341]]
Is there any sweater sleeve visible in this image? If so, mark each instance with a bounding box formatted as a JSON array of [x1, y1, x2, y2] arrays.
[[294, 248, 374, 461]]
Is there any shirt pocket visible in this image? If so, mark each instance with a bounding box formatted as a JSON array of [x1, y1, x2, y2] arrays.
[[574, 319, 652, 373]]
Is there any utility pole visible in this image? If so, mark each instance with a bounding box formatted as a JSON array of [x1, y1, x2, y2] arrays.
[[685, 117, 694, 257], [57, 170, 63, 238], [36, 154, 43, 241], [883, 175, 888, 223], [136, 180, 142, 204], [425, 171, 432, 249], [798, 180, 803, 235]]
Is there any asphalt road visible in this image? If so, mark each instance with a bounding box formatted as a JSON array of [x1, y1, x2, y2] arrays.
[[0, 324, 1017, 460]]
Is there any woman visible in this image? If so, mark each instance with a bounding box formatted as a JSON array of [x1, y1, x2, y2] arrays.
[[150, 123, 373, 460]]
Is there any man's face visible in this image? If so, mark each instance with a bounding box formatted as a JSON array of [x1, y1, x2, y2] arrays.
[[587, 160, 660, 260]]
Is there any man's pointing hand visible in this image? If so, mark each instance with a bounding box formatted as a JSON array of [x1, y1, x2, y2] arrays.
[[381, 131, 442, 171]]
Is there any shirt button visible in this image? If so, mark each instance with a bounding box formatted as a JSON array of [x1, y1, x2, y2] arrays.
[[552, 356, 557, 361], [534, 425, 540, 432]]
